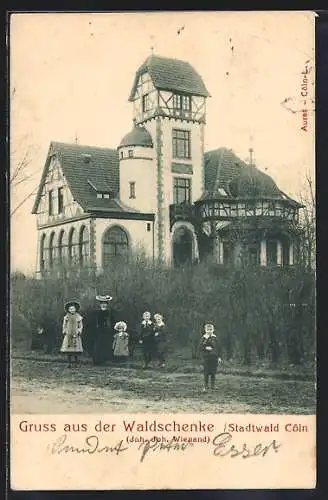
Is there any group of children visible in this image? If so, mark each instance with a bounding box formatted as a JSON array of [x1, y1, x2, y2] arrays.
[[60, 298, 222, 392]]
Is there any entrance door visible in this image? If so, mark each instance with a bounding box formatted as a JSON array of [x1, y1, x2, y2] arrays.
[[173, 227, 193, 267]]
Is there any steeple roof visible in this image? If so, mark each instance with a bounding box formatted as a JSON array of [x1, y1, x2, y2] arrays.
[[129, 55, 210, 101]]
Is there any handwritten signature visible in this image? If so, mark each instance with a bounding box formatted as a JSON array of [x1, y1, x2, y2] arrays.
[[138, 438, 193, 463], [47, 434, 128, 456], [212, 432, 282, 458], [46, 432, 282, 462]]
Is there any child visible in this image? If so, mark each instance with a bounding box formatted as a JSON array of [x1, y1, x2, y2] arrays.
[[199, 323, 222, 392], [153, 313, 168, 368], [139, 311, 154, 369], [112, 321, 129, 362], [60, 300, 83, 368]]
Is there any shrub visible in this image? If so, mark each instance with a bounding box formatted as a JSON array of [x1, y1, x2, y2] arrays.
[[10, 259, 316, 366]]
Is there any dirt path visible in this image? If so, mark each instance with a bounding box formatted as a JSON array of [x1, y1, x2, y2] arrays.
[[11, 358, 315, 414]]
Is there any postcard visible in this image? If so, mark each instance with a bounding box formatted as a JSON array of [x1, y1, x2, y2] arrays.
[[10, 11, 316, 490]]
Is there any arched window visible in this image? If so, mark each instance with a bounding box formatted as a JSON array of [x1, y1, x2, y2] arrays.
[[58, 230, 68, 265], [40, 233, 46, 272], [79, 226, 89, 266], [48, 232, 56, 269], [102, 226, 129, 267], [68, 227, 79, 264]]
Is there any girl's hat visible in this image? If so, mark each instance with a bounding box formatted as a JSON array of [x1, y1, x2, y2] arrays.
[[114, 321, 127, 331], [154, 313, 163, 321], [204, 322, 215, 328], [64, 299, 81, 312], [96, 295, 113, 303]]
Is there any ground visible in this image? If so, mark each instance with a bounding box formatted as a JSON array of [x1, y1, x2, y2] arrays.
[[11, 351, 315, 414]]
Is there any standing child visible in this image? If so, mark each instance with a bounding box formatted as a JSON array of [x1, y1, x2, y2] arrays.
[[112, 321, 129, 362], [153, 313, 168, 368], [139, 311, 154, 369], [60, 300, 83, 368], [199, 323, 222, 392]]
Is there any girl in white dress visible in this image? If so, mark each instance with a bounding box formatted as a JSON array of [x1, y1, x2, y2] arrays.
[[60, 300, 83, 367]]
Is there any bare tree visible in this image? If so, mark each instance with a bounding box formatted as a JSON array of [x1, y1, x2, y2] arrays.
[[298, 173, 316, 269], [10, 86, 40, 218], [10, 146, 39, 218]]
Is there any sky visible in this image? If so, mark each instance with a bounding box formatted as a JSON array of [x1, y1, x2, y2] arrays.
[[10, 11, 315, 274]]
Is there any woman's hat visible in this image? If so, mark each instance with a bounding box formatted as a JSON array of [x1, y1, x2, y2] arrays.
[[64, 299, 81, 312], [96, 295, 113, 303], [114, 321, 127, 331]]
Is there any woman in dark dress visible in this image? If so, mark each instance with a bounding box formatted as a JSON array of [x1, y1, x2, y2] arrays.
[[90, 295, 117, 365]]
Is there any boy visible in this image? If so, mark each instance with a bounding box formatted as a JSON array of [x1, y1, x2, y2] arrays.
[[139, 311, 154, 369], [199, 323, 222, 392]]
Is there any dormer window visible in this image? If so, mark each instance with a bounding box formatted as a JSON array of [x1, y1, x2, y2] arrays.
[[88, 179, 112, 200], [81, 153, 92, 163]]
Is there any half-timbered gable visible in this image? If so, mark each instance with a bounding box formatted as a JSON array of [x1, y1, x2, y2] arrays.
[[129, 55, 210, 125]]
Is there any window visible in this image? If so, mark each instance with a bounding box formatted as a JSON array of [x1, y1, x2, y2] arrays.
[[68, 228, 79, 264], [48, 190, 54, 215], [103, 226, 129, 267], [146, 223, 151, 232], [283, 242, 290, 266], [58, 230, 68, 264], [142, 94, 150, 112], [58, 187, 64, 214], [40, 234, 46, 272], [173, 94, 191, 112], [128, 149, 134, 158], [48, 232, 55, 269], [79, 226, 89, 266], [120, 151, 124, 159], [247, 243, 260, 266], [173, 177, 191, 205], [172, 129, 191, 159], [129, 181, 136, 199], [267, 239, 277, 265]]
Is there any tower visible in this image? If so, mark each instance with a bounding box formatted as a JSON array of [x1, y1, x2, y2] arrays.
[[117, 120, 156, 213], [127, 55, 210, 262]]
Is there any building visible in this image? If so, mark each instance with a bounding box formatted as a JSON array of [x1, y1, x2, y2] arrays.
[[32, 54, 302, 275]]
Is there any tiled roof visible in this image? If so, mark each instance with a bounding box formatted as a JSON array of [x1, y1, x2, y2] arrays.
[[129, 55, 210, 101], [119, 124, 153, 148], [32, 142, 130, 214], [201, 148, 301, 205]]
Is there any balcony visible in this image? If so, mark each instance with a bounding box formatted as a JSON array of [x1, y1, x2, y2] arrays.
[[196, 198, 299, 224], [169, 203, 196, 228]]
